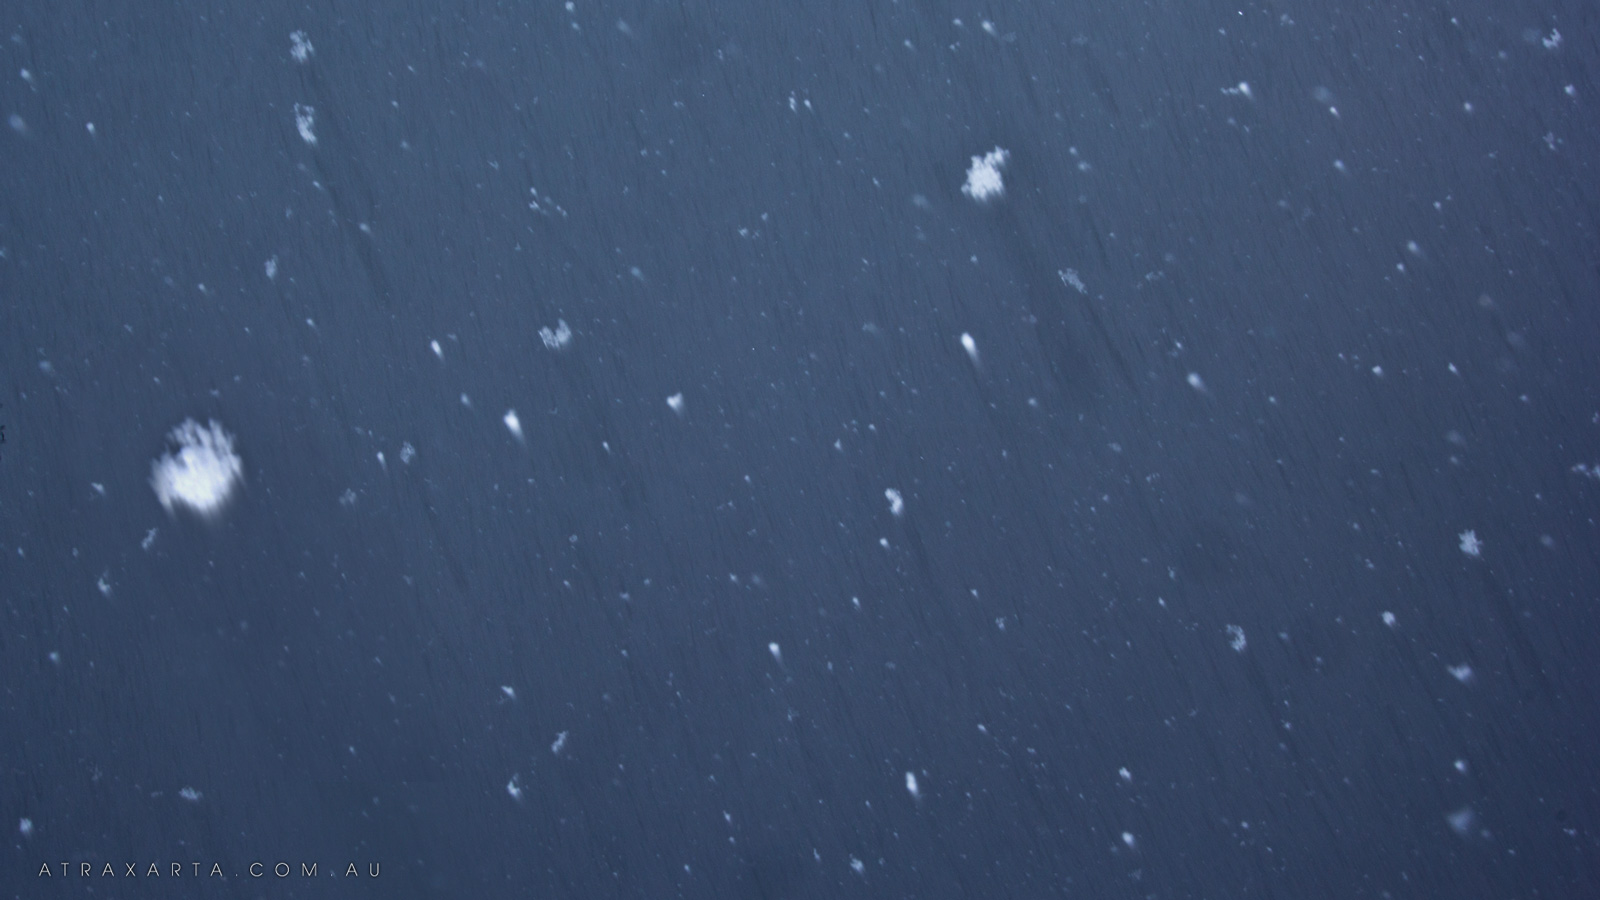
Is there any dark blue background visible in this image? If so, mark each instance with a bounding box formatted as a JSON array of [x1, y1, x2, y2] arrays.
[[3, 0, 1598, 897]]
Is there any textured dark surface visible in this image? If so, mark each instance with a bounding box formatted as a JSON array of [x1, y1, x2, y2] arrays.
[[2, 0, 1597, 897]]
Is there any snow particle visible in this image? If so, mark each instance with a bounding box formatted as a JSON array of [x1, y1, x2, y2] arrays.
[[885, 488, 904, 517], [904, 771, 920, 801], [1225, 624, 1247, 653], [960, 147, 1010, 203], [149, 419, 244, 520], [551, 731, 568, 755], [293, 104, 316, 145], [178, 787, 203, 803], [1445, 806, 1476, 837], [1458, 529, 1482, 557], [289, 31, 314, 63], [503, 409, 524, 442], [666, 393, 686, 415], [539, 319, 573, 350], [960, 332, 979, 365]]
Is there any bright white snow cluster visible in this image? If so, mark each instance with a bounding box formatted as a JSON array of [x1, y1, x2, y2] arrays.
[[149, 419, 243, 519], [961, 147, 1010, 203]]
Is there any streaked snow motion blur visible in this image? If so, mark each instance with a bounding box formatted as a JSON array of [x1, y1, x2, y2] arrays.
[[539, 319, 572, 350], [503, 409, 525, 443], [960, 332, 980, 366], [149, 419, 243, 520]]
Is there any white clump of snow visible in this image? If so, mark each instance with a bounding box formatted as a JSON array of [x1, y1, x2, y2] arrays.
[[1187, 372, 1207, 393], [500, 685, 516, 701], [430, 339, 443, 360], [551, 731, 568, 755], [503, 409, 524, 442], [1448, 663, 1474, 684], [904, 771, 920, 801], [18, 818, 32, 838], [885, 488, 904, 517], [178, 787, 203, 803], [1059, 268, 1087, 294], [1571, 462, 1600, 481], [1225, 624, 1247, 653], [539, 319, 573, 350], [1458, 529, 1482, 557], [506, 774, 523, 801], [1118, 767, 1133, 783], [1382, 611, 1397, 628], [293, 104, 316, 145], [768, 642, 782, 666], [960, 332, 979, 365], [149, 419, 243, 520], [1121, 832, 1137, 850], [666, 393, 685, 415], [264, 256, 278, 280], [1222, 81, 1254, 99], [289, 31, 314, 63], [960, 147, 1010, 203]]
